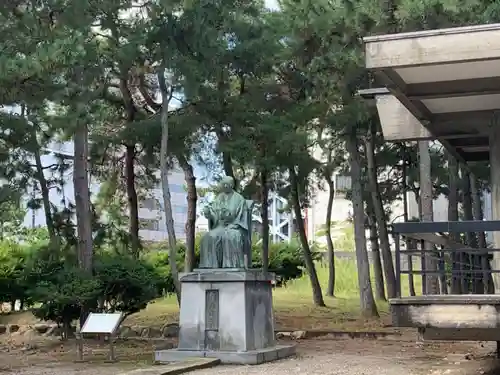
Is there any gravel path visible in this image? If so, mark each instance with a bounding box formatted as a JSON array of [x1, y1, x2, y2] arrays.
[[195, 354, 411, 375], [0, 337, 496, 375], [193, 338, 489, 375]]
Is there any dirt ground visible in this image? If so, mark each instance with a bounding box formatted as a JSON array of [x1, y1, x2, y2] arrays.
[[0, 331, 172, 374], [1, 331, 499, 375]]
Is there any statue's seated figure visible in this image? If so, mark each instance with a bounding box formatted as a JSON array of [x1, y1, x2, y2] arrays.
[[199, 176, 251, 269]]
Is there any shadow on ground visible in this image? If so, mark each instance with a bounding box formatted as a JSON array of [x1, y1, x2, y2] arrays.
[[479, 358, 500, 375]]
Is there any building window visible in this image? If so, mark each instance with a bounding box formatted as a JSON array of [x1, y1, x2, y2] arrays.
[[170, 184, 185, 193], [173, 205, 187, 214], [139, 218, 160, 231], [335, 175, 351, 192], [156, 182, 186, 194], [140, 198, 160, 211]]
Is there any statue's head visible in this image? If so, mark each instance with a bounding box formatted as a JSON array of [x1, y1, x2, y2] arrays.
[[219, 176, 234, 193]]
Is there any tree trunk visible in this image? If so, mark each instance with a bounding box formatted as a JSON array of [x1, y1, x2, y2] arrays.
[[325, 177, 336, 297], [471, 172, 494, 293], [462, 168, 477, 247], [471, 173, 487, 248], [464, 170, 482, 293], [366, 199, 386, 301], [365, 125, 396, 298], [178, 153, 197, 273], [289, 168, 325, 307], [33, 146, 57, 245], [119, 77, 140, 257], [125, 145, 140, 257], [73, 121, 93, 326], [447, 153, 461, 294], [27, 106, 56, 245], [490, 125, 500, 293], [215, 128, 237, 188], [158, 69, 181, 304], [402, 147, 415, 296], [419, 141, 439, 295], [447, 154, 459, 225], [62, 320, 73, 341], [346, 133, 379, 317], [260, 169, 270, 272], [415, 187, 422, 220]]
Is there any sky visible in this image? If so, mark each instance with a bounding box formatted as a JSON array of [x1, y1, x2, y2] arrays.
[[266, 0, 279, 10]]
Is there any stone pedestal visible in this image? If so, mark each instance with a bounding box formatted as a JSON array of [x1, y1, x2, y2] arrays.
[[154, 269, 296, 364]]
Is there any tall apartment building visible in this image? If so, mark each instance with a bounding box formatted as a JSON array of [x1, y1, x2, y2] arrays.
[[137, 172, 188, 241]]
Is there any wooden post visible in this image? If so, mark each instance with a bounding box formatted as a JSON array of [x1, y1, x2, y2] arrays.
[[108, 334, 116, 362], [75, 332, 84, 362]]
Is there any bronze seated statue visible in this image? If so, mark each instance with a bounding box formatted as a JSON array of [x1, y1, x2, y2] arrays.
[[199, 176, 253, 269]]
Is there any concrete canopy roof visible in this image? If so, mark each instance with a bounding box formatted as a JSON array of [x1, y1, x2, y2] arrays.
[[363, 23, 500, 162]]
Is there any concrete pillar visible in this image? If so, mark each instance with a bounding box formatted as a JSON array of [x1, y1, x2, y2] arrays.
[[489, 123, 500, 293]]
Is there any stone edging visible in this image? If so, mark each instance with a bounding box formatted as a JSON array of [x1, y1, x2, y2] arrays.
[[0, 323, 181, 338], [117, 358, 221, 375], [0, 323, 401, 341]]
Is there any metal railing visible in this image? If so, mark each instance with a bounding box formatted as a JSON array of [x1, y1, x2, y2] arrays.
[[391, 220, 500, 297]]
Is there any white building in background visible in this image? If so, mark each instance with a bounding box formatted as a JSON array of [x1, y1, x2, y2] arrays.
[[24, 141, 190, 242], [253, 193, 294, 242], [137, 171, 188, 241], [306, 169, 494, 246], [21, 141, 95, 228], [406, 191, 492, 222], [306, 173, 354, 240]]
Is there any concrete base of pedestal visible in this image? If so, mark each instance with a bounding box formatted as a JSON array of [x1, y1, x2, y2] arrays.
[[154, 345, 296, 365]]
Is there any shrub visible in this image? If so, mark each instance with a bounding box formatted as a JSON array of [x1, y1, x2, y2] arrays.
[[252, 240, 319, 283], [0, 232, 315, 328], [23, 245, 159, 336], [0, 240, 33, 309], [142, 242, 193, 296], [143, 237, 313, 293], [31, 266, 100, 338], [94, 253, 159, 315]]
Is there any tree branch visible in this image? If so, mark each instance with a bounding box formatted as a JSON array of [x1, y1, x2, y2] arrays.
[[138, 73, 161, 111]]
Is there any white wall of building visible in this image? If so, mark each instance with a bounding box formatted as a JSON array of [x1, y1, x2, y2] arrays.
[[137, 174, 188, 241], [306, 184, 493, 246], [23, 141, 191, 242], [406, 191, 492, 222], [306, 184, 353, 241]]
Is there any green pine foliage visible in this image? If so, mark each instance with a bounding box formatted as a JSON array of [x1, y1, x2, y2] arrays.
[[0, 0, 496, 315]]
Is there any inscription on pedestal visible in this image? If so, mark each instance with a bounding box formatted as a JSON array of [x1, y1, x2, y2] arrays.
[[204, 289, 219, 350]]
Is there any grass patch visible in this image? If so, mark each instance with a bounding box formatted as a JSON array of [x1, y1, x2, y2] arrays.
[[1, 258, 413, 331], [126, 258, 409, 331]]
